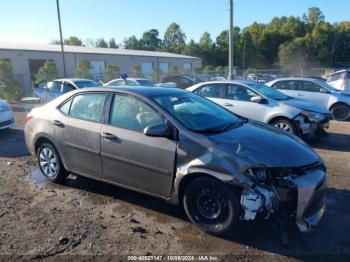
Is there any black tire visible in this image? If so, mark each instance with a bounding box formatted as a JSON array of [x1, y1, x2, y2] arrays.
[[271, 118, 297, 135], [331, 104, 350, 121], [183, 177, 240, 236], [37, 142, 66, 183]]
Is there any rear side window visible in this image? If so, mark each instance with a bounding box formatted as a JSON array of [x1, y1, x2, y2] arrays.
[[59, 100, 72, 114], [194, 84, 223, 98], [69, 93, 107, 122], [47, 81, 62, 92], [273, 81, 295, 90]]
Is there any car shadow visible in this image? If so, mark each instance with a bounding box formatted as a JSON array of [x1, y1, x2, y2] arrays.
[[50, 174, 350, 260], [309, 132, 350, 152], [0, 128, 30, 157]]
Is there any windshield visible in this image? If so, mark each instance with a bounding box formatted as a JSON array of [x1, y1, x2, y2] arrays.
[[137, 79, 155, 86], [153, 93, 243, 132], [74, 80, 101, 88], [245, 82, 289, 101]]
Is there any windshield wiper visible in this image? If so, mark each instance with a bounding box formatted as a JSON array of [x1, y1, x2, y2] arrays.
[[198, 121, 244, 133]]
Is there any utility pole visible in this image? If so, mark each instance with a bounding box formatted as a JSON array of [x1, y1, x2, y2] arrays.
[[242, 39, 246, 79], [228, 0, 234, 80], [56, 0, 67, 77]]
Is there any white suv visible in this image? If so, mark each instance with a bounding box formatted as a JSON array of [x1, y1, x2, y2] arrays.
[[327, 70, 350, 91], [267, 77, 350, 121]]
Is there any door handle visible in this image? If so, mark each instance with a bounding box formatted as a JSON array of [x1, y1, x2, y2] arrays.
[[52, 120, 64, 127], [101, 132, 118, 140], [224, 103, 233, 107]]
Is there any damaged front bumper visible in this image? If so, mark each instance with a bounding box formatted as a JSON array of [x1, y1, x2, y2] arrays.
[[239, 163, 327, 233]]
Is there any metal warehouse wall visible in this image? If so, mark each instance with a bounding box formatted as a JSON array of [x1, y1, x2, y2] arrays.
[[0, 49, 201, 95]]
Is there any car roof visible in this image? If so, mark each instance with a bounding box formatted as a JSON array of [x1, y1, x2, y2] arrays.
[[73, 86, 187, 97], [329, 69, 350, 76], [54, 78, 97, 82], [108, 78, 151, 81]]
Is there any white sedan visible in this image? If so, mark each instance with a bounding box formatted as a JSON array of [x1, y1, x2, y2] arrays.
[[0, 99, 15, 130]]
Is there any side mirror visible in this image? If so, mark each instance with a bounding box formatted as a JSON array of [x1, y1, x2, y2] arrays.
[[144, 123, 171, 138], [250, 95, 268, 104], [320, 88, 330, 94]]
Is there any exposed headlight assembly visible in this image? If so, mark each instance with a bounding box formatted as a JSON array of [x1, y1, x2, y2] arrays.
[[301, 111, 325, 123]]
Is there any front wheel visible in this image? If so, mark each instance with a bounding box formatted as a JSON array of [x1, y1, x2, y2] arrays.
[[183, 177, 240, 236], [37, 142, 66, 183], [271, 119, 297, 135], [331, 104, 350, 121]]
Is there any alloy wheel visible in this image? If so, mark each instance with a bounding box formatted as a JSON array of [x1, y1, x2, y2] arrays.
[[39, 147, 58, 177]]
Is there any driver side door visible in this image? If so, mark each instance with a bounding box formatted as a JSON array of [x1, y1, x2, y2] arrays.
[[100, 94, 177, 198]]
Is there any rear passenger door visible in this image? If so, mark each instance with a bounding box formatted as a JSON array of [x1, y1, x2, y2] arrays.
[[51, 92, 108, 178], [100, 94, 177, 198], [272, 80, 298, 98]]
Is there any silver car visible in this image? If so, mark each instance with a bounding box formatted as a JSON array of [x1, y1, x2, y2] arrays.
[[0, 98, 15, 130], [267, 77, 350, 121], [104, 78, 155, 87], [24, 87, 326, 238], [35, 78, 102, 104], [187, 81, 331, 137]]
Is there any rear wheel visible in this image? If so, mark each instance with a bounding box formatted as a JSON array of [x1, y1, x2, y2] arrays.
[[37, 142, 66, 183], [271, 119, 297, 135], [331, 104, 350, 121], [183, 177, 240, 236]]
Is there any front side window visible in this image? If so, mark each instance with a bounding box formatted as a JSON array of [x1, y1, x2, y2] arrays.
[[226, 84, 257, 101], [110, 95, 164, 132], [194, 84, 223, 98], [46, 81, 62, 92], [273, 81, 295, 90], [244, 82, 289, 101], [153, 93, 241, 132], [298, 81, 323, 92], [69, 93, 107, 122]]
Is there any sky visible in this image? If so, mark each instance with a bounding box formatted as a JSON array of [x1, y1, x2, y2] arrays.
[[1, 0, 350, 45]]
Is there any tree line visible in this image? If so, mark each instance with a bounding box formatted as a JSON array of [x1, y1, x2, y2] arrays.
[[52, 7, 350, 71]]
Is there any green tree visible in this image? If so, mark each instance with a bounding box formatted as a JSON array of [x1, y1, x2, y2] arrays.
[[0, 60, 21, 101], [64, 36, 83, 46], [35, 60, 60, 82], [96, 38, 108, 48], [204, 65, 215, 73], [104, 64, 120, 82], [75, 59, 93, 79], [183, 39, 202, 58], [109, 38, 118, 48], [163, 23, 186, 54], [131, 65, 144, 78], [303, 7, 325, 28], [124, 35, 140, 49], [151, 67, 162, 82], [168, 64, 179, 76], [278, 37, 307, 68], [140, 29, 161, 50]]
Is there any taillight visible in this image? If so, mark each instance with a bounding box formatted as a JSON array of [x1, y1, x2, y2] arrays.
[[26, 112, 33, 122]]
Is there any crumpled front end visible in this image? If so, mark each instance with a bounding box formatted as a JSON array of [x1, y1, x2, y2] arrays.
[[238, 162, 327, 233]]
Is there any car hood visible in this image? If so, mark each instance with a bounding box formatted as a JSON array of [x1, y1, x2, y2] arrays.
[[207, 121, 320, 168], [281, 98, 329, 113]]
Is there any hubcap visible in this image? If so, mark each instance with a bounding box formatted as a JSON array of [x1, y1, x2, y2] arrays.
[[39, 147, 58, 177], [274, 122, 292, 132], [196, 188, 227, 220]]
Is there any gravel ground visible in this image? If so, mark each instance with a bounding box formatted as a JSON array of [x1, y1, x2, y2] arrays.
[[0, 104, 350, 261]]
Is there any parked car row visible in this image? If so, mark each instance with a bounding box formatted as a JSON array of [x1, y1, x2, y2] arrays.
[[25, 86, 327, 239], [0, 98, 15, 130]]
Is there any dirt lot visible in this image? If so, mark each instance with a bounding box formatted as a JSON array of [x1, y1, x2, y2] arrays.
[[1, 104, 350, 261]]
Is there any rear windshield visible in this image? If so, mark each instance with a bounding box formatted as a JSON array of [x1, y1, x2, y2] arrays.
[[74, 80, 101, 88]]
